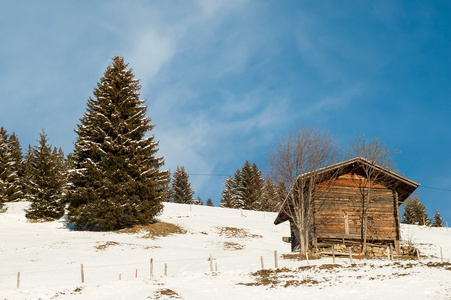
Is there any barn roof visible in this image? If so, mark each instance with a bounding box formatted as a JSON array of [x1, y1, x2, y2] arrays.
[[274, 157, 420, 225]]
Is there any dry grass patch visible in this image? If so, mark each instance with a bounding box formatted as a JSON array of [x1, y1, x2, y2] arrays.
[[425, 261, 451, 271], [96, 241, 120, 251], [238, 268, 320, 288], [223, 241, 246, 251], [318, 264, 342, 270], [117, 221, 186, 239], [95, 241, 160, 251], [281, 253, 321, 261], [216, 227, 262, 239], [153, 288, 182, 299]]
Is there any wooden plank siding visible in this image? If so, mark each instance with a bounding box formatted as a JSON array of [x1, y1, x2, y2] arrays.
[[313, 172, 397, 242], [274, 157, 419, 251]]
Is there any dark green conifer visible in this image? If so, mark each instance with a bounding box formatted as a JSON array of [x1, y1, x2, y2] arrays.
[[67, 56, 169, 230], [169, 166, 194, 204], [0, 128, 9, 211], [260, 179, 281, 212], [193, 197, 203, 205], [220, 169, 242, 208], [25, 130, 66, 221], [220, 161, 265, 210], [206, 198, 214, 206], [432, 211, 443, 227], [401, 195, 430, 225], [6, 132, 25, 202]]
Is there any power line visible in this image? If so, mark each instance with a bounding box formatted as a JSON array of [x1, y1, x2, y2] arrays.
[[419, 185, 451, 193]]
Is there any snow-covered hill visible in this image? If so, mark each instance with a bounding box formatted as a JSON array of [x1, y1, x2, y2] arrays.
[[1, 202, 450, 299]]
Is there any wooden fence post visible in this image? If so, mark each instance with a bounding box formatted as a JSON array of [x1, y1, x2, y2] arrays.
[[81, 264, 85, 283], [332, 246, 335, 264], [274, 250, 278, 269], [210, 254, 214, 273], [440, 247, 443, 263], [150, 258, 154, 278], [17, 272, 20, 289], [390, 245, 394, 261], [164, 263, 168, 276], [394, 240, 400, 255], [417, 249, 420, 261]]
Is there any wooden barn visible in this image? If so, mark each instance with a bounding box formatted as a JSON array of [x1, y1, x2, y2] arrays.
[[274, 157, 419, 252]]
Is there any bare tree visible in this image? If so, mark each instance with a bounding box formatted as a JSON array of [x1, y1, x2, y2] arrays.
[[347, 134, 398, 253], [268, 126, 339, 254]]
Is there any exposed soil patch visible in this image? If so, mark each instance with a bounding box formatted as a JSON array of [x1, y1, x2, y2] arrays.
[[117, 221, 186, 239], [216, 226, 262, 239]]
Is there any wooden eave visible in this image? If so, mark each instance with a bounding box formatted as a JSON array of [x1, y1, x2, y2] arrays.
[[274, 157, 419, 225]]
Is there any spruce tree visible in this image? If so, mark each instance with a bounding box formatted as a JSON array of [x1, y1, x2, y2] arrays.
[[220, 161, 265, 210], [67, 56, 169, 230], [25, 130, 66, 221], [401, 195, 430, 225], [206, 198, 214, 206], [220, 175, 234, 208], [260, 179, 281, 212], [220, 169, 244, 209], [6, 132, 25, 202], [193, 197, 203, 205], [169, 166, 194, 204], [432, 211, 443, 227], [0, 128, 10, 211], [229, 168, 245, 208]]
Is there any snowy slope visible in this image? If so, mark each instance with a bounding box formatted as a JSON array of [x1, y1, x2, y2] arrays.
[[1, 202, 450, 299]]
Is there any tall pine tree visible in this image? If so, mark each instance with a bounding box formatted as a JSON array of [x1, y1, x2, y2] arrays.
[[67, 56, 169, 230], [25, 130, 66, 221], [239, 161, 264, 210], [7, 132, 25, 202], [432, 211, 443, 227], [0, 128, 10, 211], [220, 161, 266, 211], [169, 166, 194, 204], [259, 179, 281, 212], [401, 195, 430, 225]]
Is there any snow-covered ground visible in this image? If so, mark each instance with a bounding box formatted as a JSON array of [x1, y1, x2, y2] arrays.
[[1, 202, 450, 299]]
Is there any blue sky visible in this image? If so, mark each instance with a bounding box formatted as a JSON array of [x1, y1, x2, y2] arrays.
[[1, 1, 450, 223]]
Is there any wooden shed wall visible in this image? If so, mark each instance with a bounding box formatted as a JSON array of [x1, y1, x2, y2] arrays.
[[313, 172, 397, 242]]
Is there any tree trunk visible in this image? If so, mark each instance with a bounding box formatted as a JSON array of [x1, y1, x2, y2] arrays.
[[363, 214, 368, 254]]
